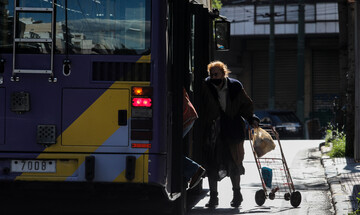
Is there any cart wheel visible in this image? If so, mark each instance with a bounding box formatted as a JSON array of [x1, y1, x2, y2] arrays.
[[290, 191, 301, 208], [255, 189, 266, 206], [269, 192, 275, 200], [284, 193, 291, 201]]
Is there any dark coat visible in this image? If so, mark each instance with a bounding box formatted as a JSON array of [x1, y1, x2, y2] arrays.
[[200, 77, 257, 141], [199, 77, 258, 178]]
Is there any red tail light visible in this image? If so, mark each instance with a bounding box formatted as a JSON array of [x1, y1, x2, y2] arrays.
[[132, 98, 152, 107], [131, 143, 151, 148]]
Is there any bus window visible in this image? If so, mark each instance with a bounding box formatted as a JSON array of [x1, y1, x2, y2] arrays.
[[1, 0, 151, 55], [56, 0, 151, 55], [6, 0, 56, 54], [0, 0, 14, 53], [15, 11, 53, 54], [16, 12, 52, 40], [215, 20, 230, 51]]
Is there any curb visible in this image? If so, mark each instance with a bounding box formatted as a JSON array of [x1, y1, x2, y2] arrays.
[[320, 144, 351, 215]]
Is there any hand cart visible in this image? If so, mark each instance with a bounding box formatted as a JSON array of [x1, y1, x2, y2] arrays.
[[248, 125, 301, 208]]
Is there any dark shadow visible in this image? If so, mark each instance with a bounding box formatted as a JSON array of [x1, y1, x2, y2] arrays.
[[343, 157, 360, 173], [189, 207, 242, 214], [305, 118, 323, 139], [318, 142, 326, 151], [351, 185, 360, 211], [186, 184, 210, 210], [188, 205, 298, 214], [336, 157, 360, 212]]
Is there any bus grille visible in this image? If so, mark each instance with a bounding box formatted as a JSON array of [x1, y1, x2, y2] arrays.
[[92, 62, 150, 81]]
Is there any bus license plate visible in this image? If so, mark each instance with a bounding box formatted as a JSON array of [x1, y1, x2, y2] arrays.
[[11, 160, 56, 173]]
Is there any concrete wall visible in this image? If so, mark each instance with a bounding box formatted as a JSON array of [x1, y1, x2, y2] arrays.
[[221, 3, 339, 36]]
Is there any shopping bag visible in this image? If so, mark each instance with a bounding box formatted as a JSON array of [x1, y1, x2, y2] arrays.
[[183, 88, 198, 131], [253, 127, 275, 157]]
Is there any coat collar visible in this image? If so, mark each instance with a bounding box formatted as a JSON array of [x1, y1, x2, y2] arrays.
[[205, 77, 243, 101]]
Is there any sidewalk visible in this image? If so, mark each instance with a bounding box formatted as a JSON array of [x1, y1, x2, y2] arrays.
[[321, 144, 360, 214]]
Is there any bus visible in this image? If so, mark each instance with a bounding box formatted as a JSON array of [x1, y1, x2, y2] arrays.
[[0, 0, 229, 213]]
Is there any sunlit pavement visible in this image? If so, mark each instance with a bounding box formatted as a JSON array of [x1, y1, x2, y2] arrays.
[[188, 139, 334, 215]]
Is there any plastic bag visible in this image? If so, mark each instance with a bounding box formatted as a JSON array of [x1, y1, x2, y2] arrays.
[[253, 127, 275, 157]]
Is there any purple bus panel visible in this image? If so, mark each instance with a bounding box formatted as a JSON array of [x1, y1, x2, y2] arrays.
[[0, 88, 4, 145]]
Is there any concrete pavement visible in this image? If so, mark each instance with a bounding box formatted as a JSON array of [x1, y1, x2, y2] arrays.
[[188, 140, 334, 214], [321, 144, 360, 214]]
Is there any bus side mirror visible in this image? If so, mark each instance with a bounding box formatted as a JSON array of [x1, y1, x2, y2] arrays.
[[215, 20, 230, 51]]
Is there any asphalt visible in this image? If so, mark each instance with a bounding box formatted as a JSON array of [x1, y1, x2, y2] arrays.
[[321, 143, 360, 214]]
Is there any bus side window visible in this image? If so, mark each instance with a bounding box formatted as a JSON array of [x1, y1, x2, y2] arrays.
[[215, 20, 230, 51]]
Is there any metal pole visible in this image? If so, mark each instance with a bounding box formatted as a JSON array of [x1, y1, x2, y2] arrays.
[[297, 0, 305, 123], [269, 0, 275, 110]]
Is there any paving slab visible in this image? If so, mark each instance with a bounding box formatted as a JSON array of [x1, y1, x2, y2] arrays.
[[321, 145, 360, 214]]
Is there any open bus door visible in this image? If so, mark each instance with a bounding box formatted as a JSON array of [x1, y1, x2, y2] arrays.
[[166, 1, 209, 214], [167, 1, 230, 214]]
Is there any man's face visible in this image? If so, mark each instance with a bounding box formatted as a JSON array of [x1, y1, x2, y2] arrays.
[[209, 67, 225, 80]]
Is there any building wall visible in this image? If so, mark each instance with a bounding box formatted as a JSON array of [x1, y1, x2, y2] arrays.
[[214, 36, 340, 131], [216, 1, 341, 138], [222, 3, 339, 36]]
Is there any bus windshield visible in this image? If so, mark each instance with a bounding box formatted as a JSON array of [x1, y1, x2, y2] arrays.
[[0, 0, 151, 55]]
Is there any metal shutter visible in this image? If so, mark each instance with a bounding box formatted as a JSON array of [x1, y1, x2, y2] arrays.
[[252, 50, 297, 111], [275, 50, 297, 111], [252, 51, 269, 110]]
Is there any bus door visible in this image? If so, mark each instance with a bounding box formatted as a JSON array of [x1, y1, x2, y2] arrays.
[[189, 3, 212, 168], [190, 4, 231, 168], [167, 0, 230, 200], [166, 0, 212, 205]]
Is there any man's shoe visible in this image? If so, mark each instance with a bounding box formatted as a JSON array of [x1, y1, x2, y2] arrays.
[[230, 188, 243, 207], [189, 167, 206, 190], [205, 191, 219, 208]]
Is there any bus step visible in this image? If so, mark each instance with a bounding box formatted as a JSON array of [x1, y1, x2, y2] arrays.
[[13, 69, 52, 74]]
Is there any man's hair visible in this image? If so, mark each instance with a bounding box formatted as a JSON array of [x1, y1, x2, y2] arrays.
[[207, 61, 231, 77]]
